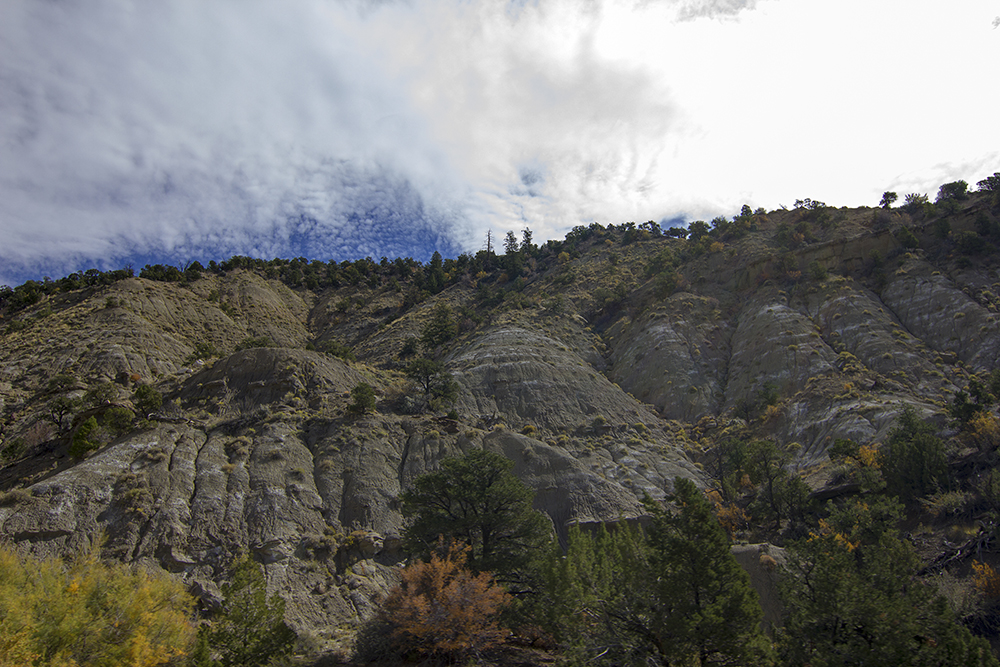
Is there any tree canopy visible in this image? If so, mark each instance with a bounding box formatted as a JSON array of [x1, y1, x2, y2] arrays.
[[646, 477, 772, 666], [780, 498, 997, 666], [203, 553, 295, 667], [400, 449, 550, 583]]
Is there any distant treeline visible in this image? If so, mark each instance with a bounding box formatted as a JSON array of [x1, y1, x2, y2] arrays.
[[4, 171, 997, 318], [0, 220, 683, 317]]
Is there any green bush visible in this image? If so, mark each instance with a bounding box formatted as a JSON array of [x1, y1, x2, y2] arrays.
[[895, 226, 919, 248], [185, 341, 220, 363], [203, 554, 295, 667], [319, 338, 355, 361], [348, 383, 376, 414], [399, 336, 420, 358], [421, 302, 458, 348], [901, 193, 930, 218], [879, 406, 948, 501], [83, 382, 117, 408], [936, 180, 969, 203], [102, 406, 135, 437], [781, 498, 996, 666], [70, 417, 101, 458], [955, 230, 988, 254], [132, 384, 163, 416], [234, 337, 273, 351]]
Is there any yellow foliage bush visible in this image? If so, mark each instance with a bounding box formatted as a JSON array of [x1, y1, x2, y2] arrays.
[[972, 560, 1000, 599], [968, 412, 1000, 452], [705, 489, 750, 538], [0, 544, 195, 666], [762, 404, 783, 422], [857, 444, 880, 469]]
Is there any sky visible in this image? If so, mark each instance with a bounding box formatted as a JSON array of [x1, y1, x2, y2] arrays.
[[1, 0, 998, 288]]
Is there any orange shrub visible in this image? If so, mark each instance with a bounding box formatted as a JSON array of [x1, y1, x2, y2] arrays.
[[381, 542, 511, 659], [705, 489, 750, 538]]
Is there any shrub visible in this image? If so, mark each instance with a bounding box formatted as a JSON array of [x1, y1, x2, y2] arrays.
[[896, 226, 920, 248], [978, 172, 1000, 193], [0, 544, 195, 666], [70, 417, 101, 458], [379, 542, 510, 661], [47, 373, 77, 392], [84, 382, 117, 408], [319, 338, 355, 361], [133, 384, 163, 416], [421, 302, 458, 349], [234, 337, 273, 351], [102, 406, 135, 437], [807, 260, 828, 281], [399, 336, 420, 358], [933, 217, 951, 239], [185, 341, 220, 363], [955, 230, 988, 254], [879, 191, 898, 208], [781, 498, 996, 666], [47, 395, 79, 431], [901, 193, 930, 218], [937, 180, 969, 203], [973, 560, 1000, 599], [205, 554, 296, 667], [347, 383, 376, 414], [879, 406, 948, 501]]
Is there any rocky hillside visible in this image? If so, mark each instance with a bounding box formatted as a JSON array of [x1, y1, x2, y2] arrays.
[[1, 182, 998, 650]]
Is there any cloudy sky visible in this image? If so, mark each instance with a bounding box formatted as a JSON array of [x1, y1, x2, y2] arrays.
[[1, 0, 998, 287]]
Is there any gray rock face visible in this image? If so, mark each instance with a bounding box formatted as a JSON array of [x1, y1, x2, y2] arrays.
[[881, 258, 1000, 372], [724, 294, 839, 411], [609, 294, 731, 421], [450, 327, 662, 431], [1, 353, 689, 641]]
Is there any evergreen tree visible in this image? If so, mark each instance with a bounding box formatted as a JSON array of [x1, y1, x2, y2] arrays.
[[205, 554, 295, 667], [347, 382, 376, 414], [536, 523, 652, 664], [427, 251, 446, 294], [404, 358, 445, 393], [421, 302, 458, 349], [880, 405, 948, 501], [780, 498, 997, 666], [646, 477, 773, 666], [400, 449, 550, 584]]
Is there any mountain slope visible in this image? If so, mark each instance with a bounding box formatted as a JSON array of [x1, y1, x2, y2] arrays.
[[1, 187, 998, 649]]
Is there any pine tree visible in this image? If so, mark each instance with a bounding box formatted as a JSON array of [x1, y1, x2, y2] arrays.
[[780, 498, 998, 666], [401, 449, 550, 584], [420, 302, 458, 349], [536, 523, 652, 664], [206, 554, 295, 667], [646, 477, 773, 666]]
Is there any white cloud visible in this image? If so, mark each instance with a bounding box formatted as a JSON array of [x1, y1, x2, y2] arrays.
[[0, 0, 998, 286]]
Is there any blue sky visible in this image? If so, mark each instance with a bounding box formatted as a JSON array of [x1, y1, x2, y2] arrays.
[[1, 0, 998, 287]]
